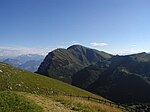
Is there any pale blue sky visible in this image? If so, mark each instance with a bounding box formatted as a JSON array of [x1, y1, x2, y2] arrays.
[[0, 0, 150, 55]]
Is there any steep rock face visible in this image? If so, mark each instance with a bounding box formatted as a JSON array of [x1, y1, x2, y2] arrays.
[[37, 45, 112, 83]]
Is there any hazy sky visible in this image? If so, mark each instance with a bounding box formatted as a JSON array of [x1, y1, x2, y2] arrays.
[[0, 0, 150, 55]]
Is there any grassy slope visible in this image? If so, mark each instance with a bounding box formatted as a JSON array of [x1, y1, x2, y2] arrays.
[[0, 62, 101, 98], [0, 62, 126, 112]]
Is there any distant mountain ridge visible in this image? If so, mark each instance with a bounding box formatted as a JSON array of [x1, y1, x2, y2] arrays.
[[2, 54, 44, 72], [37, 45, 150, 104], [14, 54, 44, 63]]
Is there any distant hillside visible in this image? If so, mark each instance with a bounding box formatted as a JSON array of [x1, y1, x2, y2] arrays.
[[2, 54, 44, 72], [19, 60, 43, 72], [3, 58, 22, 67], [15, 54, 44, 63], [37, 45, 112, 83], [72, 53, 150, 104]]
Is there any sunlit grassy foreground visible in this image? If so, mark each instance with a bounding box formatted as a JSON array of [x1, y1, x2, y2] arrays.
[[0, 62, 127, 112]]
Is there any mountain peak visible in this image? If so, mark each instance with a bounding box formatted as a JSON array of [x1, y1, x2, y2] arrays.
[[37, 45, 112, 83], [67, 44, 86, 50]]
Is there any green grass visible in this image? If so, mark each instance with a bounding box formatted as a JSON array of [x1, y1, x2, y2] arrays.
[[0, 62, 127, 112], [0, 91, 42, 112], [0, 62, 101, 98]]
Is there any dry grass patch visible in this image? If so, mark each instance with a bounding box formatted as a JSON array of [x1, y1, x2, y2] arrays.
[[18, 92, 75, 112], [52, 95, 127, 112], [17, 92, 127, 112]]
